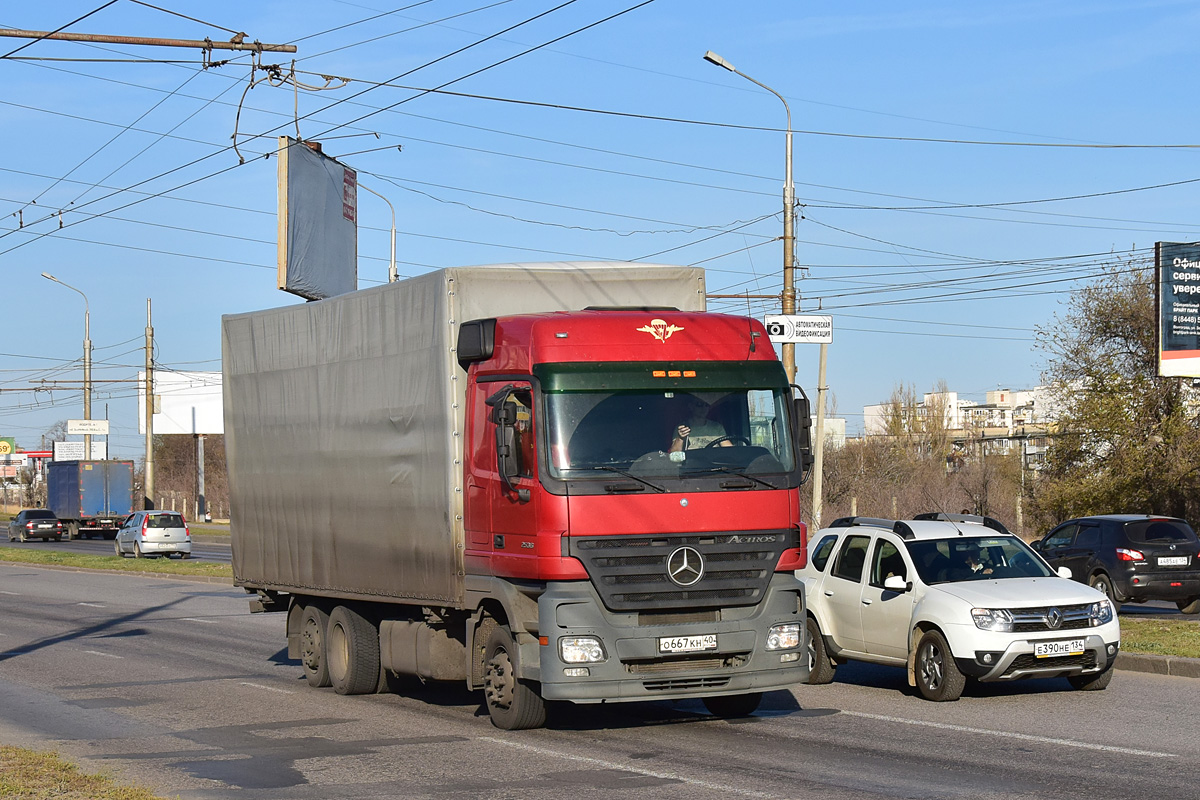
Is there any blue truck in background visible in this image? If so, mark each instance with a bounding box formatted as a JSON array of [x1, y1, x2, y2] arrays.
[[46, 460, 134, 540]]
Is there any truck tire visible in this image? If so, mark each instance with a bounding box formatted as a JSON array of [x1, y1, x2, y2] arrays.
[[806, 617, 836, 685], [67, 522, 78, 540], [702, 692, 762, 718], [915, 629, 965, 702], [300, 604, 332, 688], [484, 625, 546, 730], [327, 605, 380, 695]]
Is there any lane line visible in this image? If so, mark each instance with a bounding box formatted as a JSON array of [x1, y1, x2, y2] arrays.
[[842, 711, 1174, 758], [481, 737, 778, 798], [77, 602, 104, 607], [83, 650, 123, 659], [0, 590, 19, 595], [238, 682, 294, 694], [181, 618, 218, 624]]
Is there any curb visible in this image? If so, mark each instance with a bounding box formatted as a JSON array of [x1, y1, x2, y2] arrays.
[[1115, 651, 1200, 679], [0, 560, 234, 585]]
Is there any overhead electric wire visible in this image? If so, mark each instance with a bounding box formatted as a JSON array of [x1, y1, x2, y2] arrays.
[[0, 0, 119, 59]]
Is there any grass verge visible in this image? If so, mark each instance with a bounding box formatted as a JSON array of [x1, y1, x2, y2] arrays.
[[0, 547, 231, 579], [0, 745, 167, 800], [1119, 617, 1200, 659]]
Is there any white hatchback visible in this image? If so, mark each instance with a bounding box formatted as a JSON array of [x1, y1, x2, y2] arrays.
[[114, 511, 192, 559], [799, 514, 1120, 701]]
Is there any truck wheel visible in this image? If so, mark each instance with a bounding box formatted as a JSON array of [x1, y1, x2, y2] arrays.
[[1067, 663, 1114, 691], [327, 605, 380, 695], [300, 605, 332, 688], [67, 523, 78, 540], [916, 630, 965, 702], [702, 692, 762, 718], [484, 625, 546, 730], [806, 617, 836, 685], [1089, 574, 1121, 612], [1177, 597, 1200, 615]]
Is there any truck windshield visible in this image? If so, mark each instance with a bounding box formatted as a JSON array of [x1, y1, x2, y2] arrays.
[[544, 385, 795, 480]]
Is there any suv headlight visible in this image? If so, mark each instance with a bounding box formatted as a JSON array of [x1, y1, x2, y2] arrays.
[[971, 608, 1014, 632], [1088, 600, 1114, 627], [766, 623, 801, 651], [559, 636, 606, 664]]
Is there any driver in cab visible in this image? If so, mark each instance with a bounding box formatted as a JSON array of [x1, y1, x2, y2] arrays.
[[669, 396, 733, 451]]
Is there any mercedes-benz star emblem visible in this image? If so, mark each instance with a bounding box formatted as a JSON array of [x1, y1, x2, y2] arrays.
[[666, 546, 704, 587], [1046, 607, 1062, 630]]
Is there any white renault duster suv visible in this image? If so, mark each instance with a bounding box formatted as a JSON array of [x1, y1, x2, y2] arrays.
[[799, 514, 1120, 701]]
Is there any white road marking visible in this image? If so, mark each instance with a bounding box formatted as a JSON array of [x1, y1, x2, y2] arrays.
[[83, 650, 123, 659], [0, 591, 19, 595], [843, 711, 1174, 758], [481, 737, 778, 798], [77, 602, 104, 607], [181, 617, 218, 624], [239, 682, 294, 695]]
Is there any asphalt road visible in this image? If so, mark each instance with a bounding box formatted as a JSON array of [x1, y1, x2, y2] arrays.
[[0, 565, 1197, 800]]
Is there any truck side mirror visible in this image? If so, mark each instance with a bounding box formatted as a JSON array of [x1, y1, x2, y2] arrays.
[[790, 385, 815, 473], [485, 386, 530, 503]]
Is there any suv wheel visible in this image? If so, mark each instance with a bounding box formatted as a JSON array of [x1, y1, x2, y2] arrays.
[[1088, 574, 1121, 611], [915, 630, 965, 702], [1178, 597, 1200, 615], [1067, 663, 1114, 691], [805, 617, 836, 685]]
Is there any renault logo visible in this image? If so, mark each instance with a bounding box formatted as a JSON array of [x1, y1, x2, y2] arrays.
[[666, 546, 704, 587], [1046, 607, 1062, 630]]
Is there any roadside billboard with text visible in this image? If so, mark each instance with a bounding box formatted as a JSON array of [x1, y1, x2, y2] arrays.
[[1157, 242, 1200, 378]]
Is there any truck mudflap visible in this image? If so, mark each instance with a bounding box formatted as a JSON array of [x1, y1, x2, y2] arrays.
[[536, 573, 808, 703]]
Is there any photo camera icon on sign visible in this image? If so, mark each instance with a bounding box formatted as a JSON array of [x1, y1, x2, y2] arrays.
[[766, 321, 787, 337]]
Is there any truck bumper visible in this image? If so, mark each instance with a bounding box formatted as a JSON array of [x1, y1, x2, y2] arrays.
[[536, 573, 808, 703]]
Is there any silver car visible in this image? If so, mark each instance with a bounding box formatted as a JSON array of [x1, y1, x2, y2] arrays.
[[114, 511, 192, 558]]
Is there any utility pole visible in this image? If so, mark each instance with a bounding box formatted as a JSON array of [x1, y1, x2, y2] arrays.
[[811, 342, 828, 528], [144, 300, 155, 510]]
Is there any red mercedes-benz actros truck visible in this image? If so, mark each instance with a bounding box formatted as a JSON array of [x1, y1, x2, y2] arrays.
[[223, 262, 813, 729]]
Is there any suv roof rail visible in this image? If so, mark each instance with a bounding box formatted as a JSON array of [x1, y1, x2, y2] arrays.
[[830, 516, 895, 529], [914, 512, 1012, 536], [893, 521, 916, 540]]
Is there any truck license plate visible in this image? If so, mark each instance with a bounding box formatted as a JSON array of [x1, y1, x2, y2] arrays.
[[1158, 556, 1188, 566], [1035, 639, 1085, 658], [658, 634, 717, 654]]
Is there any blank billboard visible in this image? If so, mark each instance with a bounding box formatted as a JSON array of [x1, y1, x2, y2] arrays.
[[139, 370, 223, 435]]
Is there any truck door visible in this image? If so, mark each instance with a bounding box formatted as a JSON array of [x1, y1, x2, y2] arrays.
[[466, 381, 538, 564]]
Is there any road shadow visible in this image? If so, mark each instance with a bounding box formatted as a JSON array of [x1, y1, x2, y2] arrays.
[[0, 595, 190, 664]]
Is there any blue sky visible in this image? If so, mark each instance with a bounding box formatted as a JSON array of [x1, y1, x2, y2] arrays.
[[3, 0, 1200, 458]]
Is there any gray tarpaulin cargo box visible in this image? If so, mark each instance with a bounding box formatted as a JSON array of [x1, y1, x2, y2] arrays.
[[222, 262, 705, 607]]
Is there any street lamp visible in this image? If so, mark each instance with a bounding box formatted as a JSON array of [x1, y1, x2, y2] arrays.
[[358, 182, 397, 283], [703, 50, 796, 382], [41, 272, 93, 458]]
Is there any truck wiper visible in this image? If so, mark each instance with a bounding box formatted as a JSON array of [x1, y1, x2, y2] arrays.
[[685, 466, 778, 490], [591, 466, 666, 493]]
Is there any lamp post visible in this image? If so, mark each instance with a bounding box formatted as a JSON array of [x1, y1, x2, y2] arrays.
[[703, 50, 796, 383], [358, 182, 397, 283], [41, 272, 92, 457]]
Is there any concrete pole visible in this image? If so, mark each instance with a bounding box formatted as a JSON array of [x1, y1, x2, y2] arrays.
[[83, 308, 92, 458], [144, 299, 155, 509], [811, 342, 829, 528]]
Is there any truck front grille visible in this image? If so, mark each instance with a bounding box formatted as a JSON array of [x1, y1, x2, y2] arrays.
[[569, 531, 790, 611]]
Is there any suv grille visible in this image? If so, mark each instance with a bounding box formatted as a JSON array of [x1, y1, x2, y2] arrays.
[[1009, 604, 1093, 632], [569, 531, 790, 611], [1006, 651, 1097, 675]]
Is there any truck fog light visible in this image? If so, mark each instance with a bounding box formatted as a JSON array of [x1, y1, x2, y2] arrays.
[[560, 636, 606, 663], [563, 667, 590, 677], [766, 623, 800, 651], [780, 652, 800, 663]]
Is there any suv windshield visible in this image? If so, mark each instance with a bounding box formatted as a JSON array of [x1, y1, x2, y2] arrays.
[[544, 362, 796, 482], [1125, 519, 1198, 544], [907, 537, 1053, 585]]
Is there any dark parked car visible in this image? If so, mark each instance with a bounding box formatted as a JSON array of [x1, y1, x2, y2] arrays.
[[1034, 515, 1200, 614], [7, 509, 64, 542]]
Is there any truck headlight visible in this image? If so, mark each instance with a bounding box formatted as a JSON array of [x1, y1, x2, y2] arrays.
[[971, 608, 1014, 632], [766, 623, 800, 651], [559, 636, 606, 663], [1088, 600, 1114, 626]]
